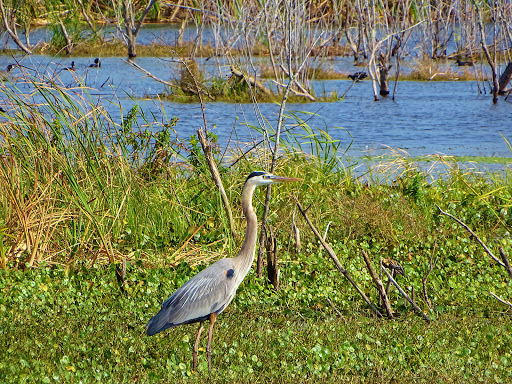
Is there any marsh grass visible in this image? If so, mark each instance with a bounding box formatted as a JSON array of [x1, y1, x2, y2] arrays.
[[163, 74, 339, 103], [399, 58, 486, 81], [259, 64, 347, 80]]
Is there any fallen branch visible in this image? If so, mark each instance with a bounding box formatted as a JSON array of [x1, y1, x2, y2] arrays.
[[125, 59, 176, 87], [436, 204, 506, 268], [272, 79, 315, 101], [230, 66, 272, 96], [490, 291, 512, 309], [326, 297, 343, 318], [361, 250, 394, 319], [499, 247, 512, 280], [382, 267, 430, 322], [295, 199, 383, 318]]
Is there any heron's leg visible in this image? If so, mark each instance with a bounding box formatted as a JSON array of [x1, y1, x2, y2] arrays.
[[192, 321, 204, 371], [206, 312, 217, 372]]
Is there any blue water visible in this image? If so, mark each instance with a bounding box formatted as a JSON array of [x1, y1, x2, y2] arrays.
[[1, 54, 511, 162]]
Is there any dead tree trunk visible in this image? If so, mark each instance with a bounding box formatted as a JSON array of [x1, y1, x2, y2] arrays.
[[0, 0, 32, 54], [498, 62, 512, 95], [118, 0, 158, 59], [378, 51, 391, 97], [476, 5, 499, 104]]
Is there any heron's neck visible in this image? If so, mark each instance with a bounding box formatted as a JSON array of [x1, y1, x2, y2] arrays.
[[234, 183, 258, 275]]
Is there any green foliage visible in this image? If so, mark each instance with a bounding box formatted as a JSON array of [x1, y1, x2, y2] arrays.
[[0, 253, 511, 383]]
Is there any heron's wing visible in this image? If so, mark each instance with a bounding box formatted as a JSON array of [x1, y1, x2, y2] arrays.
[[147, 258, 238, 335]]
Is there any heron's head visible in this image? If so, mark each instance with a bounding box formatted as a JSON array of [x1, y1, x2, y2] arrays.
[[245, 171, 301, 187]]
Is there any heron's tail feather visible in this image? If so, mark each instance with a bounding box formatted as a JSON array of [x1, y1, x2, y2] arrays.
[[146, 312, 173, 336]]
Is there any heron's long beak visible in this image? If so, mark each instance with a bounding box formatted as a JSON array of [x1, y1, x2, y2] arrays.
[[270, 175, 302, 183]]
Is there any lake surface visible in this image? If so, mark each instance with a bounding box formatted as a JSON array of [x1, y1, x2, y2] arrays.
[[1, 54, 511, 164]]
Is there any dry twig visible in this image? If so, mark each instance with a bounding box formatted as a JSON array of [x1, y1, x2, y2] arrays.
[[382, 267, 430, 322], [489, 292, 512, 309], [436, 204, 506, 268], [499, 247, 512, 280], [295, 199, 383, 318], [361, 250, 394, 319]]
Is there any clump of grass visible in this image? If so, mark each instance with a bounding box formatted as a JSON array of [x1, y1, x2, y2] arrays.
[[37, 37, 216, 58], [259, 64, 346, 80], [163, 70, 338, 103], [399, 58, 485, 81]]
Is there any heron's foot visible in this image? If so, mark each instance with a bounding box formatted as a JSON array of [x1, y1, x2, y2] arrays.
[[206, 346, 212, 373]]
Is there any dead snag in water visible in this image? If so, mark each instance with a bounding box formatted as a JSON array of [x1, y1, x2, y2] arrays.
[[378, 51, 391, 97], [498, 63, 512, 96], [229, 66, 273, 97], [361, 250, 394, 319], [476, 4, 499, 104], [422, 241, 438, 310], [382, 267, 430, 322], [295, 199, 383, 318]]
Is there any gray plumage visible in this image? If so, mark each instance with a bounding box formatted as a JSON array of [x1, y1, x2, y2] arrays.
[[147, 258, 237, 334], [146, 171, 300, 371]]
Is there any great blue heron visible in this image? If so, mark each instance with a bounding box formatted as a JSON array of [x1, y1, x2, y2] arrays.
[[147, 171, 300, 371]]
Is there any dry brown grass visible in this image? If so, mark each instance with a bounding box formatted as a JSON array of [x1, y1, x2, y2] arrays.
[[399, 58, 487, 81], [259, 64, 346, 80]]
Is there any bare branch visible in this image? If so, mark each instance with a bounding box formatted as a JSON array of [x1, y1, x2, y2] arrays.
[[197, 128, 238, 241], [295, 198, 382, 318], [382, 267, 430, 322], [436, 204, 506, 268], [499, 247, 512, 279], [490, 291, 512, 309], [361, 250, 394, 319]]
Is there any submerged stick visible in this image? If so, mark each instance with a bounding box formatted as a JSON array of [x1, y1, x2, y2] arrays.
[[382, 268, 430, 322], [296, 199, 383, 318]]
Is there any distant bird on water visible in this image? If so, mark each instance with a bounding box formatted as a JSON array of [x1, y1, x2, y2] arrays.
[[1, 64, 15, 81], [146, 171, 300, 372], [89, 58, 101, 68], [348, 71, 367, 81], [63, 61, 75, 71], [455, 59, 474, 67]]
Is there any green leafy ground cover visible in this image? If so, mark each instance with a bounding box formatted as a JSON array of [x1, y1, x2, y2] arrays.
[[1, 244, 511, 383]]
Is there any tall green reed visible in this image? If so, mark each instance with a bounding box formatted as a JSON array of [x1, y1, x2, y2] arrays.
[[0, 78, 208, 268]]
